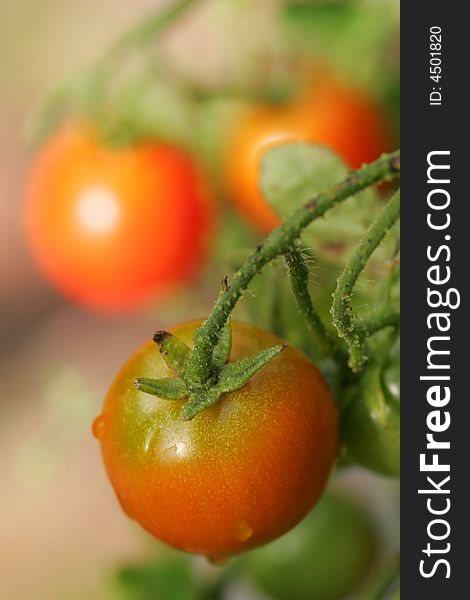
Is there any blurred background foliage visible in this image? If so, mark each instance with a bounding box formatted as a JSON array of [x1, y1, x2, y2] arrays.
[[1, 0, 399, 598]]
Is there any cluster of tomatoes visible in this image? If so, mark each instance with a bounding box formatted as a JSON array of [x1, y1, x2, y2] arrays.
[[24, 62, 398, 598], [24, 72, 390, 310]]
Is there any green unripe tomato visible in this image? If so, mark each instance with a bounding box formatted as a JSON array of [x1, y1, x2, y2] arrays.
[[246, 492, 377, 600], [341, 357, 400, 477]]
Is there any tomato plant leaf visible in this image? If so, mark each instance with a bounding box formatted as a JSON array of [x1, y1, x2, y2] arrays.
[[282, 2, 398, 90], [116, 557, 197, 600], [261, 142, 392, 271], [261, 143, 347, 218]]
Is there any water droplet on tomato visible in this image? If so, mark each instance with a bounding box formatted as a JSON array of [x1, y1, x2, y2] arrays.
[[235, 520, 253, 542], [144, 427, 158, 454], [92, 414, 108, 440]]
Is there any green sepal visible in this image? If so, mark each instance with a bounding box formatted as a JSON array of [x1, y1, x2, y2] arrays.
[[181, 387, 221, 421], [216, 344, 287, 394], [136, 334, 286, 418], [181, 344, 286, 420], [134, 376, 188, 400], [153, 331, 190, 377]]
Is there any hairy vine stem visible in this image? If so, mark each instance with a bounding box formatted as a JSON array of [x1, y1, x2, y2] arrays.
[[331, 190, 400, 371], [186, 151, 400, 386], [284, 245, 344, 361], [361, 310, 400, 337]]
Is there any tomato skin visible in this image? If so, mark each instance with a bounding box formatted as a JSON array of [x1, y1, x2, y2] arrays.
[[24, 124, 214, 311], [94, 319, 338, 560], [246, 492, 377, 600], [226, 76, 390, 232]]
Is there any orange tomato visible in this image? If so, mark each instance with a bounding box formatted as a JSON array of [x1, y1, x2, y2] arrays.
[[24, 124, 214, 311], [93, 319, 338, 560], [225, 76, 390, 232]]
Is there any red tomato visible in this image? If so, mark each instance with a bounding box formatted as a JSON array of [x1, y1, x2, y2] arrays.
[[24, 124, 214, 311], [93, 319, 338, 560], [225, 75, 390, 232]]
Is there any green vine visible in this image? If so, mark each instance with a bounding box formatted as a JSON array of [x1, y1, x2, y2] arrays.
[[284, 244, 344, 361], [330, 189, 400, 371], [185, 151, 400, 387]]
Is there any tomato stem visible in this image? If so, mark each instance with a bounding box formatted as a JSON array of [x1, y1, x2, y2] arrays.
[[330, 190, 400, 372], [284, 244, 345, 362], [361, 310, 400, 337], [186, 151, 400, 386]]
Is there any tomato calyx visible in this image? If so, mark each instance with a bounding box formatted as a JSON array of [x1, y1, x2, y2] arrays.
[[135, 319, 287, 420]]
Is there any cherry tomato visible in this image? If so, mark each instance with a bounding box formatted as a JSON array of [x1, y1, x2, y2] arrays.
[[225, 75, 390, 232], [341, 357, 400, 477], [24, 124, 214, 311], [246, 492, 377, 600], [93, 319, 338, 560]]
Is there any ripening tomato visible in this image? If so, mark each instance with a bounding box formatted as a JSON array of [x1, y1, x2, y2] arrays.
[[24, 124, 214, 311], [93, 319, 338, 560], [225, 75, 390, 232], [246, 492, 377, 600]]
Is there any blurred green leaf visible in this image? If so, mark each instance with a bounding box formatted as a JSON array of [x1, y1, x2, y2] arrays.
[[16, 367, 97, 487], [285, 2, 358, 34], [282, 1, 399, 92], [116, 558, 197, 600], [261, 142, 347, 214], [260, 142, 399, 300], [106, 67, 196, 147]]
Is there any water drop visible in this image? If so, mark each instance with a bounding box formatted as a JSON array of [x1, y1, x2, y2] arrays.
[[235, 520, 253, 542], [92, 414, 108, 440]]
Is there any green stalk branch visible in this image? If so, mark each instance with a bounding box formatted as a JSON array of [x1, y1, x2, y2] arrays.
[[330, 190, 400, 372], [361, 311, 400, 337], [284, 245, 343, 361], [186, 151, 400, 386]]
